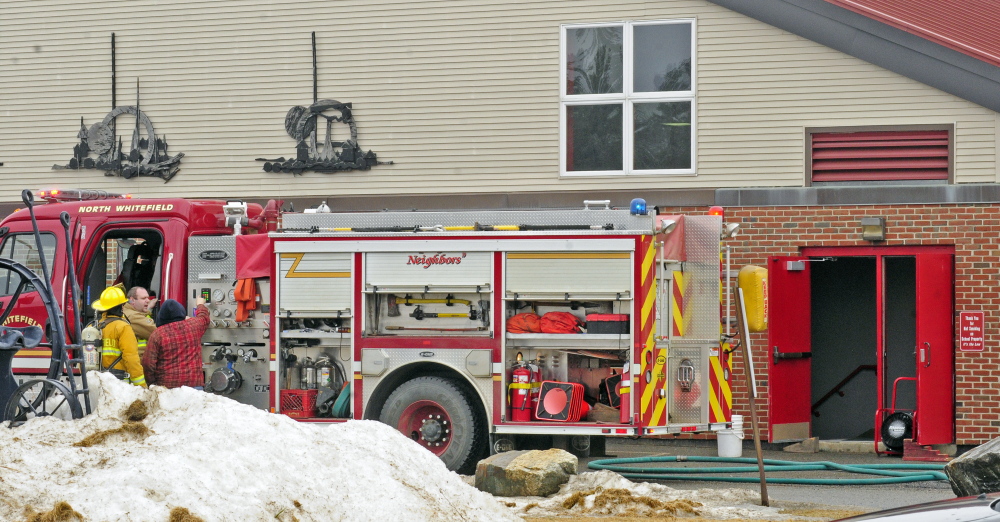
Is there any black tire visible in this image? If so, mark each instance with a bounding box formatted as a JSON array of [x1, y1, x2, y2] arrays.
[[379, 376, 486, 473], [4, 378, 83, 427]]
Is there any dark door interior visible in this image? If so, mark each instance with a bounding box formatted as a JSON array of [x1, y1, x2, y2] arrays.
[[82, 228, 163, 325], [810, 257, 878, 440], [884, 257, 916, 413]]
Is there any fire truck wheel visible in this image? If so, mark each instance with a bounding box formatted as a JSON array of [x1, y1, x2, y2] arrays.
[[379, 376, 486, 473]]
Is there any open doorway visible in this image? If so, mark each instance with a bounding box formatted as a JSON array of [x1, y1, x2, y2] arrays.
[[810, 257, 877, 440], [82, 229, 163, 326], [768, 246, 954, 447], [883, 257, 917, 414]]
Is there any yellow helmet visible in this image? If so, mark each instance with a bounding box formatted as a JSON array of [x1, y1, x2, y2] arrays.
[[92, 285, 127, 311]]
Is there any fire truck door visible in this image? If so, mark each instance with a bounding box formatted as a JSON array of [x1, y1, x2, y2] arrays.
[[79, 225, 167, 325], [767, 256, 811, 442], [0, 230, 59, 324], [914, 253, 954, 445]]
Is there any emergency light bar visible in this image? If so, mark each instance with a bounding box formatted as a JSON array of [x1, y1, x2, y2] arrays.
[[37, 188, 134, 202]]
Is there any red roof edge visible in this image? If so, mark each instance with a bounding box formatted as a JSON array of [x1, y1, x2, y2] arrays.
[[824, 0, 1000, 69]]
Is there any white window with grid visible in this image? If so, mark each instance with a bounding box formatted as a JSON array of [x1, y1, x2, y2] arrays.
[[560, 20, 695, 177]]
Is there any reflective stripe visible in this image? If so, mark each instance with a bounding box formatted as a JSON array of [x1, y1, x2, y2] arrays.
[[137, 339, 147, 348], [130, 375, 147, 386], [102, 348, 123, 356]]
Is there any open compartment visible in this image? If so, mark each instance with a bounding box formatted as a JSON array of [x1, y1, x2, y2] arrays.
[[363, 291, 492, 336], [362, 250, 493, 337], [278, 318, 353, 420], [502, 297, 632, 424], [501, 249, 634, 424]]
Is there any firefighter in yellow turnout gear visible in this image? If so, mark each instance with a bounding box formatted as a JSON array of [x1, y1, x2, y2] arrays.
[[92, 286, 147, 387]]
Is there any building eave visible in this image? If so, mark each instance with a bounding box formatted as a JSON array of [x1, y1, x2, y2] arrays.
[[706, 0, 1000, 113]]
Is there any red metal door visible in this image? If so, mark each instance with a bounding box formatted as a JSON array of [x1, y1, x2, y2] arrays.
[[914, 253, 954, 445], [767, 256, 812, 442]]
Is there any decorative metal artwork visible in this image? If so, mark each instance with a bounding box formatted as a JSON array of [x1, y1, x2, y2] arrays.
[[55, 106, 183, 182], [54, 35, 182, 182], [256, 100, 390, 174], [256, 33, 390, 175]]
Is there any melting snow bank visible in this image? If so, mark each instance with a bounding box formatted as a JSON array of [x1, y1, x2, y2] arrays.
[[0, 372, 519, 522], [502, 470, 807, 520]]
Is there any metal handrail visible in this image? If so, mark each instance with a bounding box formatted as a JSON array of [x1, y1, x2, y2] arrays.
[[812, 365, 876, 417]]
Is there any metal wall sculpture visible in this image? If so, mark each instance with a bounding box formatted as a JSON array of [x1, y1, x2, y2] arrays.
[[56, 104, 183, 182], [257, 100, 389, 174], [256, 33, 390, 175], [53, 35, 183, 182]]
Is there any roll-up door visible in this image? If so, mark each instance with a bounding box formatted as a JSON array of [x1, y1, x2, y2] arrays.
[[365, 252, 491, 292], [505, 252, 632, 299], [279, 252, 352, 313]]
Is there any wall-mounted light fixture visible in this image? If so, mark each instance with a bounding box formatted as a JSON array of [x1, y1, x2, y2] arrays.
[[861, 217, 886, 241], [722, 223, 740, 239]]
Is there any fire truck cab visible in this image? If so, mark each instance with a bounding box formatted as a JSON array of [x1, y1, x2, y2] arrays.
[[0, 190, 733, 473]]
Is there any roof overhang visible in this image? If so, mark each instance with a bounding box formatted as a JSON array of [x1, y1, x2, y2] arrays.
[[706, 0, 1000, 113]]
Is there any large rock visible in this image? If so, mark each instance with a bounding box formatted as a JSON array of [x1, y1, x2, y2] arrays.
[[474, 449, 577, 497], [945, 437, 1000, 496]]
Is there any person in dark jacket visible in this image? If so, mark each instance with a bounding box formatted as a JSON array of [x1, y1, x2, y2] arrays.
[[141, 297, 209, 389]]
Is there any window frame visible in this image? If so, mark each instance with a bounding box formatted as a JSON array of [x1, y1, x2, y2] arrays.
[[0, 232, 57, 297], [560, 19, 697, 178]]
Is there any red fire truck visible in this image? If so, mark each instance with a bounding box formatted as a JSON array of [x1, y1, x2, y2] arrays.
[[0, 189, 734, 472]]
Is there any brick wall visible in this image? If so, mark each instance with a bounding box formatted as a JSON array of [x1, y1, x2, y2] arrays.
[[720, 203, 1000, 445]]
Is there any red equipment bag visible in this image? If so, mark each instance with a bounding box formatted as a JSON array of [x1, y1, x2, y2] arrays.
[[540, 311, 583, 334], [506, 313, 542, 333]]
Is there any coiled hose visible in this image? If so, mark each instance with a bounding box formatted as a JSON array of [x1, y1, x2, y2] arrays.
[[588, 456, 948, 485]]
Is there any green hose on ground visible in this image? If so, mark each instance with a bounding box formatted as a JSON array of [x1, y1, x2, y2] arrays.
[[588, 456, 948, 485]]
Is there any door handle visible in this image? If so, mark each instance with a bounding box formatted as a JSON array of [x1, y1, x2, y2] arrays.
[[922, 342, 931, 368], [773, 346, 812, 365]]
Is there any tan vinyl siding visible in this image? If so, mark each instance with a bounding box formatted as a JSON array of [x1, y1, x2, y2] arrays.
[[0, 0, 996, 204]]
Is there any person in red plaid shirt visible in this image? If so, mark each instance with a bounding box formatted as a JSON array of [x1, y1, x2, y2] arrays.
[[141, 297, 209, 389]]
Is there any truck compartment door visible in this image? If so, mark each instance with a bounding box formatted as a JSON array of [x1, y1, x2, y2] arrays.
[[505, 252, 631, 298], [279, 252, 353, 313]]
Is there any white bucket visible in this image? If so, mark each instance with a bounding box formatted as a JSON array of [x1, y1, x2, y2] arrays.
[[717, 430, 743, 458], [731, 414, 745, 439]]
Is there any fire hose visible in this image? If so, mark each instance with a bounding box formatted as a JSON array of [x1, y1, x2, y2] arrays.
[[588, 456, 947, 485]]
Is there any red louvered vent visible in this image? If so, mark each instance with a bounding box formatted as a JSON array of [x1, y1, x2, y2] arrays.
[[811, 130, 949, 182]]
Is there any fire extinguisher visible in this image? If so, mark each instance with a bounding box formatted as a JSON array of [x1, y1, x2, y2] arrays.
[[300, 356, 316, 390], [508, 353, 542, 422]]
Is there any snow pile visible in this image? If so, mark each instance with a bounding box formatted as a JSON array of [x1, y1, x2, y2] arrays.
[[503, 470, 800, 520], [0, 372, 519, 522]]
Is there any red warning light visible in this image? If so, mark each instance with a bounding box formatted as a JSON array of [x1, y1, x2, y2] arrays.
[[708, 206, 724, 217]]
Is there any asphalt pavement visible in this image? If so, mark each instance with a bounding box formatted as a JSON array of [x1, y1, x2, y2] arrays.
[[585, 437, 956, 513]]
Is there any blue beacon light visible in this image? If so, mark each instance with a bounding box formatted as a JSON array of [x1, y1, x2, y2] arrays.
[[629, 198, 648, 215]]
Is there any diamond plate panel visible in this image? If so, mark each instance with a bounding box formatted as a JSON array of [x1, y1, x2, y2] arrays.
[[362, 348, 494, 421], [282, 209, 653, 233], [188, 235, 236, 283], [668, 347, 705, 424], [678, 215, 721, 342]]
